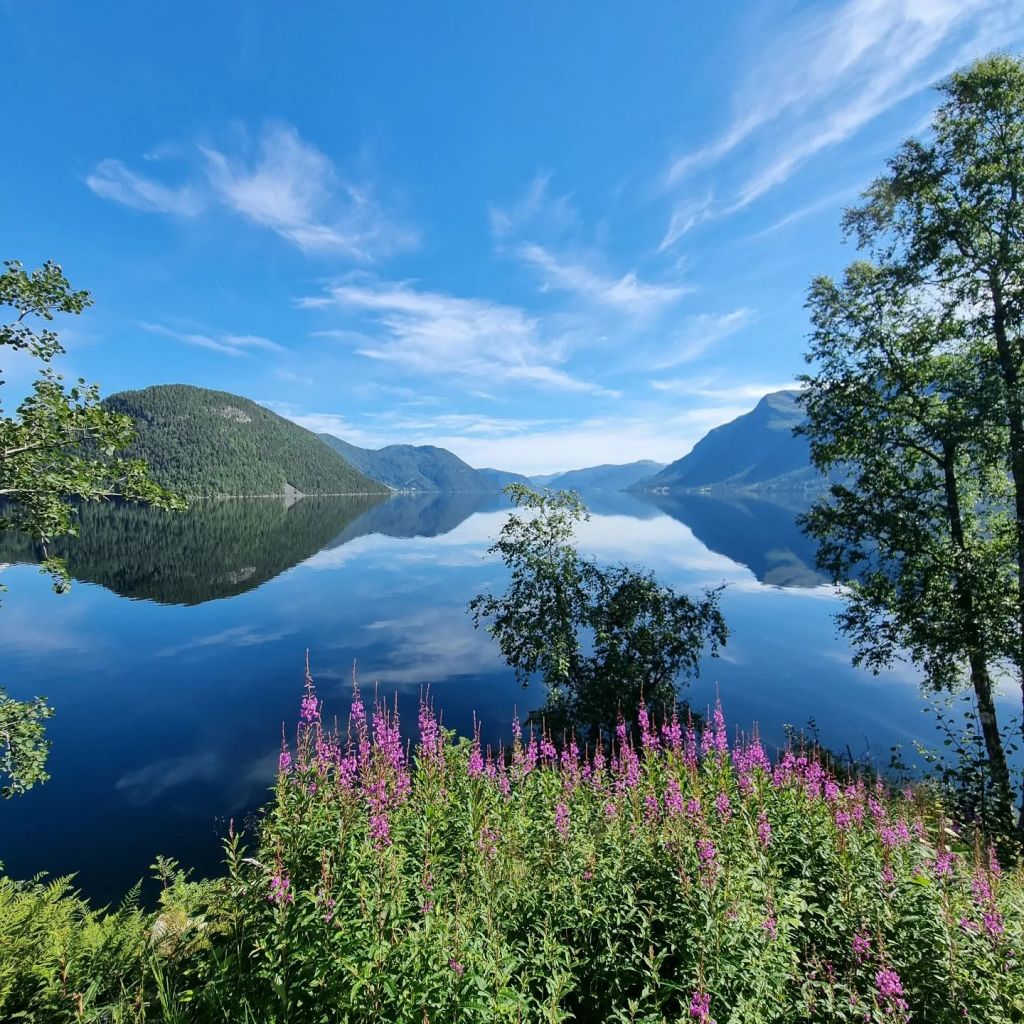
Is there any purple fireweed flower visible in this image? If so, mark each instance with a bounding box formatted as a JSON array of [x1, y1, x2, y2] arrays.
[[468, 725, 485, 778], [824, 779, 840, 804], [972, 868, 993, 906], [268, 873, 293, 905], [762, 915, 778, 940], [933, 850, 955, 879], [959, 916, 980, 934], [417, 696, 442, 766], [881, 864, 895, 884], [715, 792, 732, 821], [757, 812, 772, 848], [868, 797, 886, 822], [697, 838, 717, 863], [880, 821, 911, 849], [554, 802, 570, 839], [338, 753, 358, 790], [685, 797, 702, 819], [369, 810, 391, 849], [684, 721, 698, 770], [852, 931, 871, 961], [665, 778, 684, 818], [449, 958, 465, 977], [617, 743, 641, 792], [983, 911, 1005, 938], [539, 735, 557, 763], [875, 968, 908, 1014], [278, 750, 293, 774], [712, 701, 728, 753], [644, 793, 660, 823], [421, 899, 434, 914], [638, 704, 660, 754], [300, 689, 319, 725], [834, 809, 852, 833], [604, 801, 618, 819], [661, 710, 682, 753], [689, 989, 716, 1024]]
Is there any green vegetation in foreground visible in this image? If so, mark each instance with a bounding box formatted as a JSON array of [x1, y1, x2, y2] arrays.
[[1, 260, 183, 796], [105, 384, 388, 498], [2, 680, 1023, 1022]]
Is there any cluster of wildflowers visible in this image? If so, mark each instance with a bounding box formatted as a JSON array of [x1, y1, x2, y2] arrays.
[[258, 680, 1023, 1022]]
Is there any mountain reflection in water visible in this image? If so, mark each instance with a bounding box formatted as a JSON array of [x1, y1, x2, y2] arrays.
[[3, 487, 971, 908]]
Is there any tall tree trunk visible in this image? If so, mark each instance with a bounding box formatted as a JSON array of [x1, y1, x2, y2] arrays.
[[989, 286, 1024, 835], [942, 444, 1016, 833]]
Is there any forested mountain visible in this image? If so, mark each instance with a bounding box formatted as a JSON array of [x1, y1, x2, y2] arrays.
[[632, 390, 819, 492], [104, 385, 386, 497], [543, 461, 666, 492], [318, 434, 489, 491], [475, 468, 532, 489]]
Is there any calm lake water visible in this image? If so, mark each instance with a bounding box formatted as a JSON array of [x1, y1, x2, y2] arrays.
[[0, 489, 1010, 904]]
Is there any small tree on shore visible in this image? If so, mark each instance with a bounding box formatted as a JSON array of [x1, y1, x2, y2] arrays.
[[469, 485, 727, 737], [0, 259, 183, 796]]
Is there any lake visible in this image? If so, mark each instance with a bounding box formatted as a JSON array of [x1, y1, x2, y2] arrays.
[[0, 489, 1006, 905]]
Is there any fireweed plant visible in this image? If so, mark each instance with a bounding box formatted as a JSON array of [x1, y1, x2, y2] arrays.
[[2, 675, 1023, 1023]]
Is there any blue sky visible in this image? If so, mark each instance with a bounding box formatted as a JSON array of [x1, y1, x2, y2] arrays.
[[3, 1, 1020, 474]]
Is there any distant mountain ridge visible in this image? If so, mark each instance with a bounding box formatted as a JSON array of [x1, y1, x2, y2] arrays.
[[541, 461, 666, 492], [632, 389, 820, 492], [104, 384, 387, 497], [319, 435, 488, 491]]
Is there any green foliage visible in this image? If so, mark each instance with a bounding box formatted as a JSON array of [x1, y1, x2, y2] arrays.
[[0, 691, 53, 798], [106, 385, 389, 497], [470, 485, 727, 735], [3, 684, 1024, 1022], [1, 259, 185, 797], [798, 55, 1024, 841]]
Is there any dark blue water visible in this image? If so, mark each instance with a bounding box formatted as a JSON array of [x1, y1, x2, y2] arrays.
[[0, 490, 1011, 904]]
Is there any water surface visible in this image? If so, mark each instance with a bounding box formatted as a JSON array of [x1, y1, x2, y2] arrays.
[[0, 490, 1001, 903]]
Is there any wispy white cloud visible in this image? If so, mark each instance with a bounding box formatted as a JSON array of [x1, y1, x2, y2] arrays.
[[201, 123, 416, 257], [493, 177, 687, 317], [88, 122, 417, 259], [300, 279, 617, 396], [516, 242, 689, 315], [650, 377, 797, 402], [652, 309, 756, 368], [140, 321, 285, 358], [85, 159, 203, 216], [488, 173, 578, 239], [662, 0, 1021, 241]]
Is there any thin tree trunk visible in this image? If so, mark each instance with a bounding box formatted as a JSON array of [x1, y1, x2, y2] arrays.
[[942, 444, 1015, 833], [989, 288, 1024, 836]]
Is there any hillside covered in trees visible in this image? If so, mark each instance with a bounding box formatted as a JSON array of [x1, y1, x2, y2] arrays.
[[319, 434, 488, 491], [104, 385, 388, 497]]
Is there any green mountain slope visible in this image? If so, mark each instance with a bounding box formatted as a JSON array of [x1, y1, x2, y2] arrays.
[[632, 390, 818, 492], [475, 468, 532, 489], [104, 385, 387, 497], [544, 461, 666, 492], [319, 434, 505, 491]]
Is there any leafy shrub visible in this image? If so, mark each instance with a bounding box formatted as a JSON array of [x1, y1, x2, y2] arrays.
[[2, 678, 1023, 1022]]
